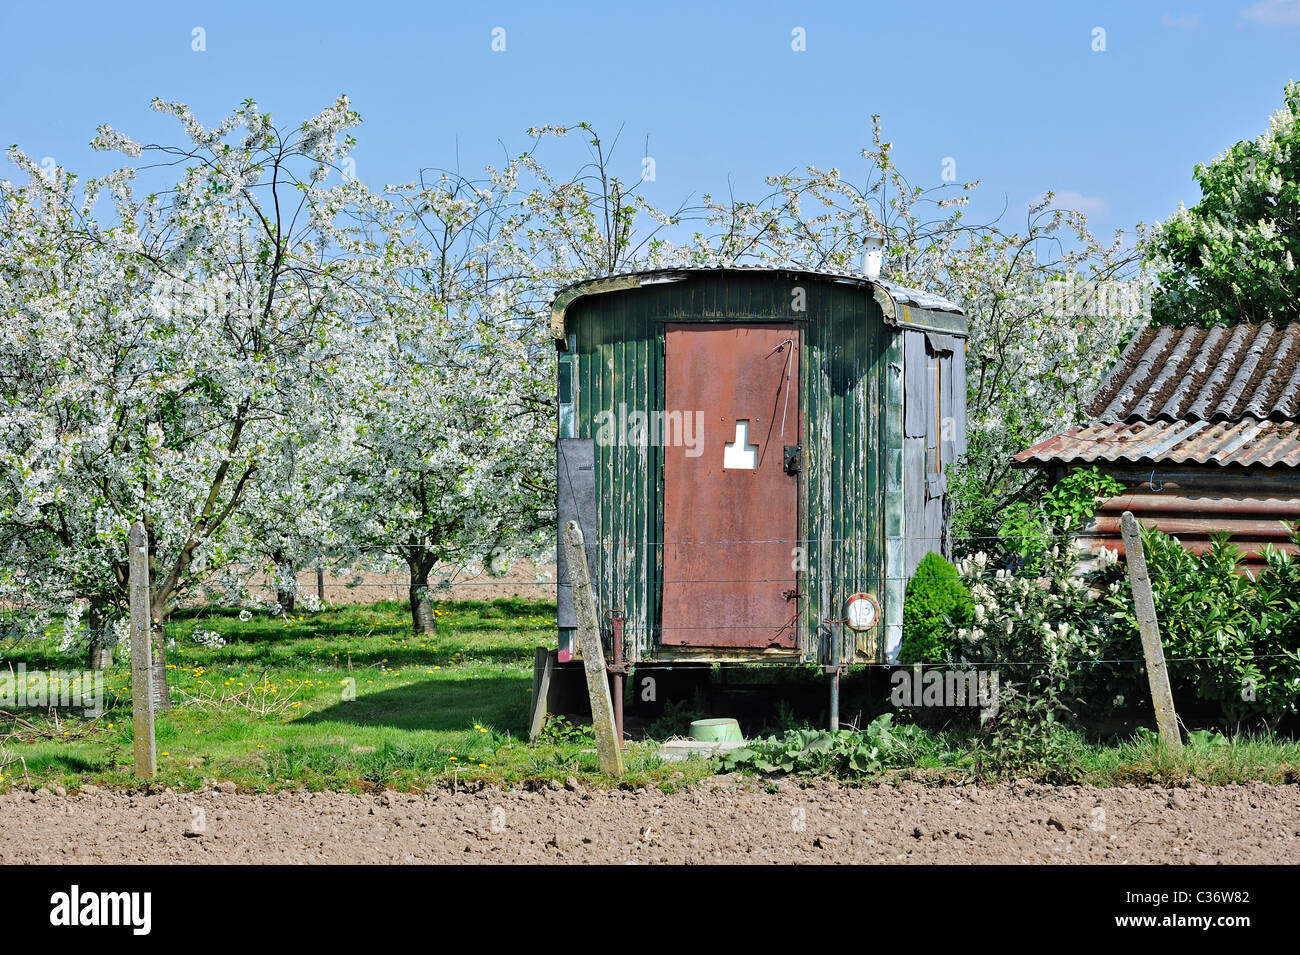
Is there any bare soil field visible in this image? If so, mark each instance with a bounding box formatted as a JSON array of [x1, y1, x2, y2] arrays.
[[3, 778, 1296, 864]]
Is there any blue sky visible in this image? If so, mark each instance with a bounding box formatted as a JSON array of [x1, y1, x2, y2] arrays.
[[2, 0, 1298, 240]]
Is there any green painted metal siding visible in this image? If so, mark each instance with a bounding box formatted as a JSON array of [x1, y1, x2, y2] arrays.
[[565, 273, 892, 663]]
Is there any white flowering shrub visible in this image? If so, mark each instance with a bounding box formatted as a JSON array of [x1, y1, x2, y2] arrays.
[[112, 616, 132, 655], [955, 542, 1138, 712], [1147, 81, 1300, 327], [191, 629, 226, 650]]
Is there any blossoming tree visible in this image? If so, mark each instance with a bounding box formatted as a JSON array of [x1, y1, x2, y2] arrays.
[[0, 97, 417, 663]]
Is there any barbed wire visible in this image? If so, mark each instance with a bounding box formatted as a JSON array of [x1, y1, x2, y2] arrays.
[[316, 532, 1299, 548], [6, 623, 1295, 672], [214, 569, 1284, 586]]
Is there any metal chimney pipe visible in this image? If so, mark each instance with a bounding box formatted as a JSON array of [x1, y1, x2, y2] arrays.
[[861, 235, 885, 281]]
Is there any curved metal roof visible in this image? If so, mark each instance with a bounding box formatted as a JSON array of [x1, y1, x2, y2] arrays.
[[550, 266, 965, 342]]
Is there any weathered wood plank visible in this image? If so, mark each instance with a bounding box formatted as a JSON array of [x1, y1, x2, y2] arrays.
[[128, 521, 156, 778], [528, 647, 555, 743], [561, 520, 624, 775], [1120, 511, 1182, 750]]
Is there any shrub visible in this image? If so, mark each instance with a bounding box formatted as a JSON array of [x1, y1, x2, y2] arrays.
[[1133, 524, 1300, 725], [899, 552, 974, 665], [962, 464, 1138, 717], [999, 466, 1125, 563], [954, 541, 1138, 717], [975, 687, 1087, 784]]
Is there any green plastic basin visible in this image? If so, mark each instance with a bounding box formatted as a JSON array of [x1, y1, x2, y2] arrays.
[[688, 718, 743, 743]]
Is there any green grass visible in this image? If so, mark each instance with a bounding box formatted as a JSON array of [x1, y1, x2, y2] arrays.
[[1, 600, 1295, 792], [1072, 729, 1300, 787], [0, 599, 714, 793]]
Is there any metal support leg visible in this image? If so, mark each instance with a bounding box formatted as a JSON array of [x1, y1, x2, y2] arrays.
[[828, 668, 840, 732], [609, 611, 626, 748]]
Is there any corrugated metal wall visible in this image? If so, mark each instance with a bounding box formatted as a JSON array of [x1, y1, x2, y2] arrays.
[[564, 273, 891, 663], [1078, 465, 1300, 575], [892, 330, 968, 659], [804, 280, 889, 664]]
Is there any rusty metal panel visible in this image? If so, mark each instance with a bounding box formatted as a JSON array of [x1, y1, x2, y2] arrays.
[[660, 324, 800, 647], [1077, 477, 1300, 574]]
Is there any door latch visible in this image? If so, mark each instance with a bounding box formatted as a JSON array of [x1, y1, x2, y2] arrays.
[[783, 445, 802, 474]]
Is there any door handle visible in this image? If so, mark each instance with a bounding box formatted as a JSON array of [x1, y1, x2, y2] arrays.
[[783, 445, 802, 474]]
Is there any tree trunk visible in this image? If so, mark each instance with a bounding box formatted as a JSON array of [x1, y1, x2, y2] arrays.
[[271, 550, 296, 613], [86, 603, 112, 670], [408, 558, 436, 634]]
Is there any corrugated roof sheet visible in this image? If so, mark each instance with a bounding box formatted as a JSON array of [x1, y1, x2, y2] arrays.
[[1087, 322, 1300, 423], [1014, 418, 1300, 468]]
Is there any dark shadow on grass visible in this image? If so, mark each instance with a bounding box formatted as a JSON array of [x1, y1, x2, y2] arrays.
[[0, 648, 81, 670], [299, 675, 531, 735], [22, 752, 114, 773], [192, 646, 536, 671]]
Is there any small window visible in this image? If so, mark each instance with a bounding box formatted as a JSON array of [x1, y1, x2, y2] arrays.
[[723, 420, 758, 470]]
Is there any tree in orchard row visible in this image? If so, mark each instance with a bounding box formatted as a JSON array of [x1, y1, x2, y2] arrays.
[[0, 96, 418, 661]]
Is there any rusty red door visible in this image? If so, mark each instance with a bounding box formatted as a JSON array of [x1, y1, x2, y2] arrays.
[[660, 324, 800, 648]]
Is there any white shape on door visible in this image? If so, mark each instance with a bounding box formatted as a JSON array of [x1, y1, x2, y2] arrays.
[[723, 419, 758, 470]]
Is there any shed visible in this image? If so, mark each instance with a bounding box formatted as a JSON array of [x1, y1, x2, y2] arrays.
[[1015, 322, 1300, 573], [551, 266, 968, 667]]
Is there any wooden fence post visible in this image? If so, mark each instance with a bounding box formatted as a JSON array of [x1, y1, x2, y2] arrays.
[[561, 520, 624, 776], [128, 520, 157, 777], [528, 646, 555, 743], [1119, 511, 1182, 750]]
